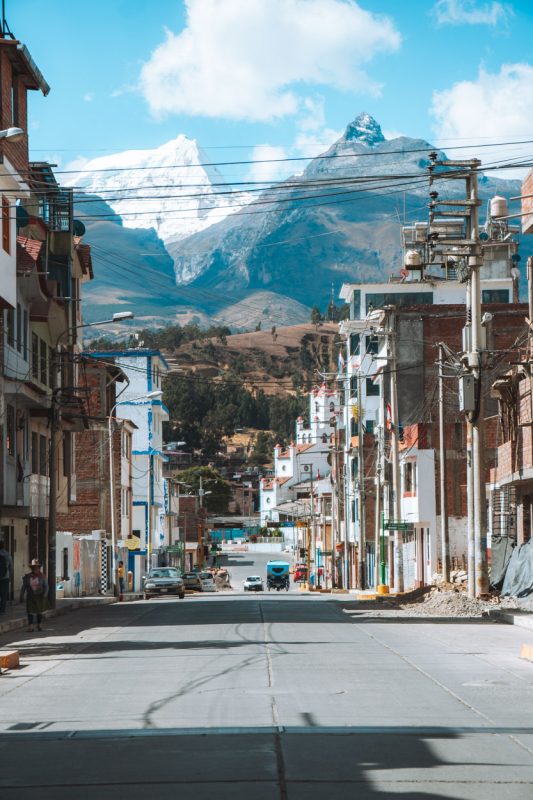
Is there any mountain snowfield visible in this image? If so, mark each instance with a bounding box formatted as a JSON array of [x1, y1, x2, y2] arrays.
[[66, 134, 250, 273], [71, 113, 530, 331]]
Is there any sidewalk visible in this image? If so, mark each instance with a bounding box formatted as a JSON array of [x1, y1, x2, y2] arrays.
[[0, 593, 143, 636]]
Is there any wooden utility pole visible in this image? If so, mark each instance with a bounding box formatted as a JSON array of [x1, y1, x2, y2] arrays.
[[438, 343, 450, 584]]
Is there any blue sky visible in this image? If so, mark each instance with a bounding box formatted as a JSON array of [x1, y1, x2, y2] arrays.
[[12, 0, 533, 180]]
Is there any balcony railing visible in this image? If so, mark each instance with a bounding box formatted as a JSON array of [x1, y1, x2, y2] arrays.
[[38, 189, 72, 233]]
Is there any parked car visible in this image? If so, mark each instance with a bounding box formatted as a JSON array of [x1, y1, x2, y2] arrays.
[[198, 571, 217, 592], [182, 571, 203, 591], [143, 568, 185, 600], [243, 575, 264, 592]]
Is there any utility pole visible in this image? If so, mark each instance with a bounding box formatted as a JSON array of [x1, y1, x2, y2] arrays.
[[438, 343, 450, 584], [357, 373, 366, 588], [47, 351, 60, 609], [469, 164, 489, 597], [309, 466, 315, 589], [389, 312, 403, 593]]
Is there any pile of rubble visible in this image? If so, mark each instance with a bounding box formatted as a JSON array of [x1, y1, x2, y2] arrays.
[[400, 587, 518, 617]]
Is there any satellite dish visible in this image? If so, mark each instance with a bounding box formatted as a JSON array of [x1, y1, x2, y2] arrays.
[[73, 219, 86, 237]]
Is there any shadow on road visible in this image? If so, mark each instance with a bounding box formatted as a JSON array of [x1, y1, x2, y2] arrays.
[[0, 726, 527, 799]]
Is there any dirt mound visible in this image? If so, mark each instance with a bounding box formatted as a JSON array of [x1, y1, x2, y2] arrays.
[[400, 588, 517, 618]]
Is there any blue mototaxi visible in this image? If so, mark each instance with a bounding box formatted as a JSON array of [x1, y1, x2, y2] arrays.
[[266, 560, 290, 591]]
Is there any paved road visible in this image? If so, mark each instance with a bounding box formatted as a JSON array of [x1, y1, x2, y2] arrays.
[[219, 549, 297, 592], [1, 553, 533, 798]]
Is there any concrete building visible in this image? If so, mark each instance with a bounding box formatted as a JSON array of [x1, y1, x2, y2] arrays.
[[86, 350, 169, 583]]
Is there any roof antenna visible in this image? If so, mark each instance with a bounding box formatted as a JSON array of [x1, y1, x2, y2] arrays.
[[1, 1, 13, 38]]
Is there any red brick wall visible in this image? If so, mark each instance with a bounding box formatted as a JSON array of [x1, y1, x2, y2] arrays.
[[0, 49, 29, 175], [522, 170, 533, 235]]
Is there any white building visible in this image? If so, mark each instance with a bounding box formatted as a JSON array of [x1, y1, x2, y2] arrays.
[[259, 384, 342, 525], [88, 349, 169, 570]]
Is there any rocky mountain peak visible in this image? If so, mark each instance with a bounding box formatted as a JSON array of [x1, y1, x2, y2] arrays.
[[341, 113, 385, 147]]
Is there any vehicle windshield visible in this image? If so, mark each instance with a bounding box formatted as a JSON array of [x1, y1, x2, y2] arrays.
[[199, 572, 213, 580], [246, 576, 261, 582], [149, 569, 180, 578]]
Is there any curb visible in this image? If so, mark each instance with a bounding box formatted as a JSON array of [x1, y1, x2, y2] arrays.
[[486, 609, 533, 631]]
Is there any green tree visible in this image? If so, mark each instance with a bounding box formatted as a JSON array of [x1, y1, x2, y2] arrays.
[[174, 466, 232, 513], [310, 305, 322, 325]]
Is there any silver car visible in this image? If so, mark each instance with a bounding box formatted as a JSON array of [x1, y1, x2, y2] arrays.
[[143, 568, 185, 600]]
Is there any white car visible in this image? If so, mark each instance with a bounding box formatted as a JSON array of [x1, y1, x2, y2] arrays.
[[243, 576, 264, 592], [198, 572, 217, 592]]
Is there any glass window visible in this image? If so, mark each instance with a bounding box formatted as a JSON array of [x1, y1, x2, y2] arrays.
[[351, 290, 361, 320], [16, 303, 21, 352], [365, 420, 375, 435], [31, 333, 39, 380], [365, 292, 433, 314], [23, 309, 28, 360], [40, 339, 47, 385], [6, 308, 14, 347], [39, 434, 48, 476], [350, 375, 358, 397], [482, 289, 509, 304], [350, 417, 358, 437], [404, 462, 417, 494], [31, 432, 38, 474], [366, 378, 380, 397], [349, 333, 360, 356], [2, 196, 10, 254], [366, 335, 379, 355], [6, 405, 15, 456]]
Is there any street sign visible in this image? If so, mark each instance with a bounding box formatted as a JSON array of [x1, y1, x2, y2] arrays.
[[384, 521, 414, 532]]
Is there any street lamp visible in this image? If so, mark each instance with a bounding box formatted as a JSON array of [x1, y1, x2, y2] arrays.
[[108, 388, 163, 595], [47, 311, 134, 608], [0, 127, 24, 142]]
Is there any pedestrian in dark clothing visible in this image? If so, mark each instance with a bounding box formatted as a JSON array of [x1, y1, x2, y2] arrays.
[[20, 559, 49, 632], [0, 540, 13, 613]]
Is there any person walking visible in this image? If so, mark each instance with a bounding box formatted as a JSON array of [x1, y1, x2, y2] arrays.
[[118, 560, 125, 600], [20, 559, 49, 632], [0, 539, 13, 614]]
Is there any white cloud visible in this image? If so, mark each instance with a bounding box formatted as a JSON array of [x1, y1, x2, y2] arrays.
[[433, 0, 512, 26], [139, 0, 401, 122], [431, 63, 533, 175], [83, 92, 94, 103], [248, 144, 291, 183], [382, 128, 405, 140]]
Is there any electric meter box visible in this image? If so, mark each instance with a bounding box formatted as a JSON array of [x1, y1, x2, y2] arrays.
[[459, 374, 476, 412]]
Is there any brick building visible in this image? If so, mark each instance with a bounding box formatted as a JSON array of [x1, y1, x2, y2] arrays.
[[57, 357, 135, 546]]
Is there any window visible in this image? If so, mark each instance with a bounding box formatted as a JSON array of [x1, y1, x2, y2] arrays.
[[351, 290, 361, 320], [6, 308, 14, 347], [350, 375, 358, 397], [365, 292, 433, 314], [350, 417, 359, 438], [48, 345, 54, 388], [482, 289, 509, 304], [366, 335, 379, 355], [365, 420, 375, 435], [404, 461, 417, 495], [16, 303, 21, 352], [63, 432, 71, 478], [349, 333, 360, 356], [40, 338, 47, 385], [22, 309, 28, 360], [31, 432, 38, 474], [2, 196, 10, 254], [6, 405, 15, 456], [31, 333, 39, 380], [39, 434, 48, 476], [366, 377, 379, 397]]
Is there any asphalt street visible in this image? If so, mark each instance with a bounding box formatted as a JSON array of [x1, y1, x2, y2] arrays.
[[1, 551, 533, 798]]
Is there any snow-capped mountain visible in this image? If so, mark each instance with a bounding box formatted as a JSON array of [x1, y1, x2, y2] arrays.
[[66, 135, 250, 262]]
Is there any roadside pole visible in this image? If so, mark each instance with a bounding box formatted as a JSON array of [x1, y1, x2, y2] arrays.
[[389, 313, 403, 592], [438, 343, 451, 584], [357, 373, 366, 588]]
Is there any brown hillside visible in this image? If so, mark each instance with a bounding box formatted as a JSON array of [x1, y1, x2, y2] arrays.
[[163, 322, 339, 395]]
